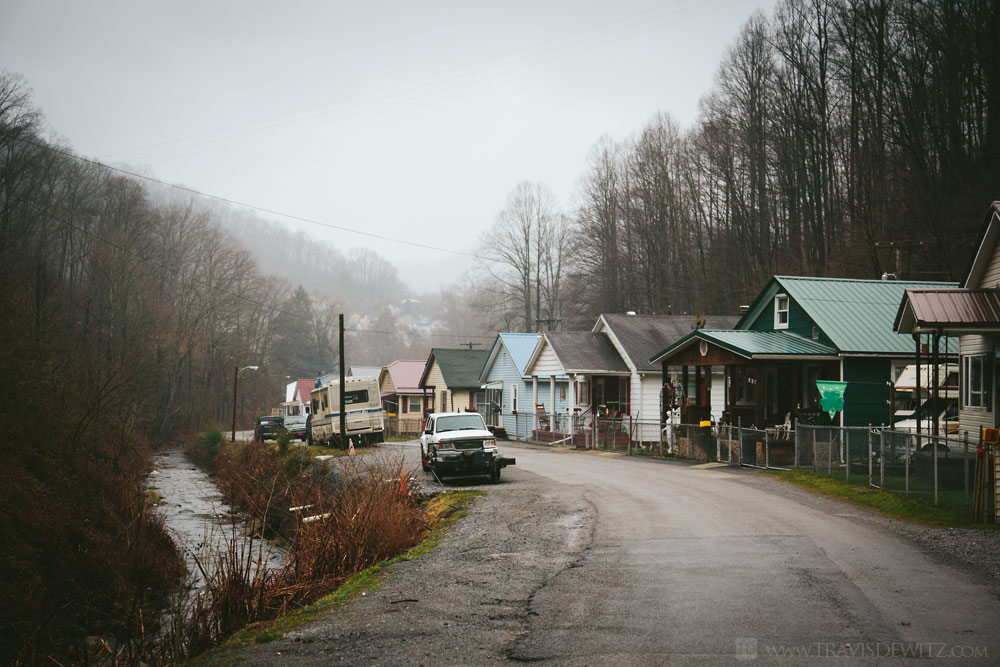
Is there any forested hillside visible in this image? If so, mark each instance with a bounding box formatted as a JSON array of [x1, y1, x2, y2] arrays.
[[478, 0, 999, 331]]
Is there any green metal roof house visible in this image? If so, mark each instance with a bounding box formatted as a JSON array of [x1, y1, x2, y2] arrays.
[[650, 276, 957, 428], [419, 348, 491, 414]]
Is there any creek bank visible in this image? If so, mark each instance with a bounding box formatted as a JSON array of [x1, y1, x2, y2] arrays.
[[149, 448, 286, 591]]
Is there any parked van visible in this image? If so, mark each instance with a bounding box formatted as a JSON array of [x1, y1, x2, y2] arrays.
[[308, 376, 385, 447]]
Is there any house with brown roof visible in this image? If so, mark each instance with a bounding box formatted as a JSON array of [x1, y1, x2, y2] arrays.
[[894, 201, 1000, 520], [524, 330, 631, 443], [379, 360, 428, 434], [594, 313, 738, 442]]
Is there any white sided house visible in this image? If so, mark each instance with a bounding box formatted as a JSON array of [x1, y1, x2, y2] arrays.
[[593, 314, 739, 443], [895, 201, 1000, 520]]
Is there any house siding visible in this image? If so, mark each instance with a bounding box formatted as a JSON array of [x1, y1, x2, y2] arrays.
[[748, 287, 834, 348], [451, 389, 473, 412], [980, 250, 1000, 289], [711, 369, 725, 421], [635, 374, 661, 442], [596, 317, 662, 443], [533, 346, 564, 376], [843, 357, 895, 427], [959, 335, 995, 437], [424, 361, 449, 412]]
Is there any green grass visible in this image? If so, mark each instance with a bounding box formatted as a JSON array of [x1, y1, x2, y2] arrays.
[[764, 469, 996, 528], [193, 489, 484, 660]]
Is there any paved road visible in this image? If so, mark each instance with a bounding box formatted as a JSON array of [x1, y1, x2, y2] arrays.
[[213, 441, 1000, 665]]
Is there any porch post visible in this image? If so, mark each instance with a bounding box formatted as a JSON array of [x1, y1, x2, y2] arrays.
[[913, 334, 922, 436], [550, 375, 556, 431], [532, 376, 538, 435], [569, 376, 576, 437], [682, 365, 689, 423]]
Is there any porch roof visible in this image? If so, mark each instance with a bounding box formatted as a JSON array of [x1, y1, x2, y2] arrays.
[[650, 329, 839, 364], [895, 288, 1000, 334]]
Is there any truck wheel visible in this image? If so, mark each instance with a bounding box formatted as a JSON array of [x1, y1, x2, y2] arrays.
[[490, 464, 501, 483]]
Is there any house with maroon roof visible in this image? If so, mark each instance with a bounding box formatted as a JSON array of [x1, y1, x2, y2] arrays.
[[379, 359, 429, 434], [895, 201, 1000, 521], [280, 378, 317, 417]]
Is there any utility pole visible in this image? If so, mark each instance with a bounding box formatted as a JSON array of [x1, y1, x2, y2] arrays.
[[535, 317, 561, 332], [459, 341, 482, 350], [339, 313, 346, 448], [875, 241, 924, 278]]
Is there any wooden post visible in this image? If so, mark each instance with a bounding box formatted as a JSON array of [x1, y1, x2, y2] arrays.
[[339, 313, 346, 448]]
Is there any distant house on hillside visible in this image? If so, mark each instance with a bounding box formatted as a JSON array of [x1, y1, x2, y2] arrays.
[[419, 348, 491, 414]]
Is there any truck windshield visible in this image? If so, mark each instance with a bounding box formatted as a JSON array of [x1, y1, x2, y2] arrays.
[[436, 414, 486, 433]]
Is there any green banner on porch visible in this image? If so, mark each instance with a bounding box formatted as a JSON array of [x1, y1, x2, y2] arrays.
[[816, 381, 847, 420]]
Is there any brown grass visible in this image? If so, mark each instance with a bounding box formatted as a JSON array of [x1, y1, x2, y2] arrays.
[[158, 442, 427, 662]]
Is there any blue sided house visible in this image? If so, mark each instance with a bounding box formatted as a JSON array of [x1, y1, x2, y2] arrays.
[[650, 276, 958, 428], [479, 332, 570, 440]]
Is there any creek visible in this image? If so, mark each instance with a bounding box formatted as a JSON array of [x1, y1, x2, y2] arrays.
[[148, 449, 286, 591]]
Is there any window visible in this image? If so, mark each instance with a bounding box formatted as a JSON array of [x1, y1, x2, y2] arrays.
[[512, 384, 519, 413], [963, 354, 989, 408], [344, 389, 368, 405], [732, 367, 756, 405], [774, 294, 789, 329], [407, 396, 421, 413]]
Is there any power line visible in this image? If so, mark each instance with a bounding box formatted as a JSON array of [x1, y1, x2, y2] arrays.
[[36, 140, 488, 261], [23, 199, 497, 342]]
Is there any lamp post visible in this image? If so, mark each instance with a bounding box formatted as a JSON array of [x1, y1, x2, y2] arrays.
[[232, 365, 259, 442]]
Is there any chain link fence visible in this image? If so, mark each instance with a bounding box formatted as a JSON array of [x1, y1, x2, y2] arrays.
[[796, 425, 982, 516]]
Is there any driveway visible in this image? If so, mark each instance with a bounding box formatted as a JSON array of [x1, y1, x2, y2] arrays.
[[208, 441, 1000, 665]]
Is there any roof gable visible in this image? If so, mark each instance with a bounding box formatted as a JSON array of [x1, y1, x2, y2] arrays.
[[526, 331, 628, 375], [480, 333, 541, 381], [738, 276, 958, 354], [293, 379, 316, 402], [964, 201, 1000, 288], [421, 348, 491, 389], [385, 359, 426, 394]]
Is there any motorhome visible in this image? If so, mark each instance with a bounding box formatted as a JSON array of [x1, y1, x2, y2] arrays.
[[308, 376, 385, 447], [892, 363, 958, 434]]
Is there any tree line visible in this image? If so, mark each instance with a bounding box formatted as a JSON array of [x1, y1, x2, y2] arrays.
[[479, 0, 999, 330]]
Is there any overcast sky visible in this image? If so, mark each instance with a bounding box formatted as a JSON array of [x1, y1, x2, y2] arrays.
[[1, 0, 775, 288]]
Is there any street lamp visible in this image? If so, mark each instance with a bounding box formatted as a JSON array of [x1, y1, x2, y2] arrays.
[[232, 365, 259, 442]]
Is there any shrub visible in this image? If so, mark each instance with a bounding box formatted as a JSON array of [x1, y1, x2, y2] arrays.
[[188, 423, 225, 470], [276, 427, 292, 455]]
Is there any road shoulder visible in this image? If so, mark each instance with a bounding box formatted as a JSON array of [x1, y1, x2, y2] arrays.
[[203, 478, 592, 666]]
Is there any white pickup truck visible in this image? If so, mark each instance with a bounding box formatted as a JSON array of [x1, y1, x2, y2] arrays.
[[419, 412, 515, 483]]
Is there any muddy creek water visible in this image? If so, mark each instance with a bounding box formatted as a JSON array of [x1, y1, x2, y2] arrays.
[[149, 449, 285, 590]]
